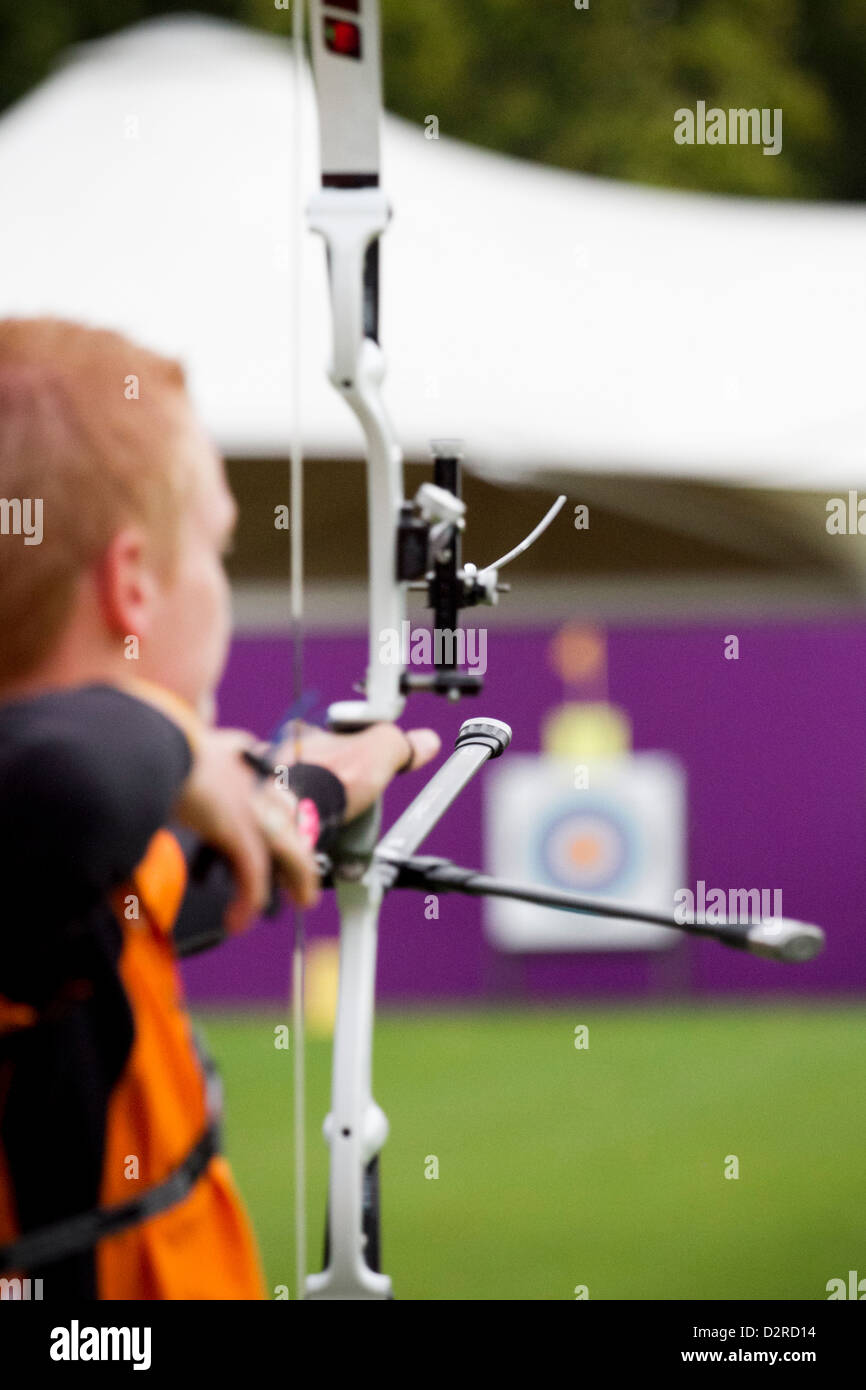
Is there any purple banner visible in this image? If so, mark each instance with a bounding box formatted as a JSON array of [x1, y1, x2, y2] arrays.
[[180, 621, 865, 1003]]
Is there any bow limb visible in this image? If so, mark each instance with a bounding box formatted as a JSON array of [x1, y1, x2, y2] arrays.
[[306, 188, 406, 728], [304, 0, 397, 1300]]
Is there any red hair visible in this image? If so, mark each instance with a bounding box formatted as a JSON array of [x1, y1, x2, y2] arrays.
[[0, 318, 193, 679]]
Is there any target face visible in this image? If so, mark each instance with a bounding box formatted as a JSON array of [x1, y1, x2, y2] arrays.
[[539, 804, 636, 895], [484, 753, 686, 952]]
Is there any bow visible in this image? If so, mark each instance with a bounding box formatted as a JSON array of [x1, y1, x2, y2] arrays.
[[294, 0, 826, 1302], [299, 0, 413, 1302], [298, 0, 567, 1300]]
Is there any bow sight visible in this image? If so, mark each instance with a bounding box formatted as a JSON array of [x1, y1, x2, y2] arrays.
[[397, 441, 565, 698]]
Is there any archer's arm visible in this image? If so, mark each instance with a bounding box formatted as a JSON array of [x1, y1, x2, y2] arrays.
[[0, 682, 193, 998]]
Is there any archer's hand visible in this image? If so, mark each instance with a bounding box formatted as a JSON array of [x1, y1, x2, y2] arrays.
[[174, 728, 321, 931], [273, 722, 441, 822]]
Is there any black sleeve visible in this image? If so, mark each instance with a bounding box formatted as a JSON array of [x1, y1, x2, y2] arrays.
[[0, 684, 192, 918]]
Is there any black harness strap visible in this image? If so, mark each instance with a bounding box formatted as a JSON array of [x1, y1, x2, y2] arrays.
[[0, 1121, 219, 1275]]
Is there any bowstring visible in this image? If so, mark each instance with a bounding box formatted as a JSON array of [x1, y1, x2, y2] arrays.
[[290, 0, 307, 1303]]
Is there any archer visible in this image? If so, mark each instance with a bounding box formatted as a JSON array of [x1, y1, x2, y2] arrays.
[[0, 316, 439, 1299]]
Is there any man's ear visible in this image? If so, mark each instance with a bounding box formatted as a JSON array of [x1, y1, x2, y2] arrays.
[[95, 525, 159, 638]]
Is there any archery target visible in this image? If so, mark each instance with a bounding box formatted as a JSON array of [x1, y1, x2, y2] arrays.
[[484, 753, 686, 951], [540, 805, 634, 895]]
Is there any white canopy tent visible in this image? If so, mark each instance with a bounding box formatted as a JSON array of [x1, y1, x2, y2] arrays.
[[0, 13, 862, 497]]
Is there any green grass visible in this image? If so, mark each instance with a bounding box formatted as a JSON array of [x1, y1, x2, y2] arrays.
[[191, 1002, 866, 1301]]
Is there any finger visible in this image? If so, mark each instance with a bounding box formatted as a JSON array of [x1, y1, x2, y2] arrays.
[[220, 728, 259, 744], [273, 837, 321, 909], [399, 727, 441, 772], [220, 729, 261, 759], [253, 790, 321, 909], [356, 722, 439, 777], [223, 823, 272, 934]]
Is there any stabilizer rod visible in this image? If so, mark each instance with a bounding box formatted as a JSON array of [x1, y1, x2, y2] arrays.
[[383, 856, 825, 964]]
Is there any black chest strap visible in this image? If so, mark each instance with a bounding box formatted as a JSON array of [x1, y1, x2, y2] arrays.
[[0, 1121, 219, 1276]]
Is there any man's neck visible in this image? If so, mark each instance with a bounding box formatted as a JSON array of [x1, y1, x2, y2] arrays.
[[0, 660, 120, 705]]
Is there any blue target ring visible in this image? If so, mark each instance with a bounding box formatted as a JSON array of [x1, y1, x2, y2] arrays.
[[534, 800, 640, 896]]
